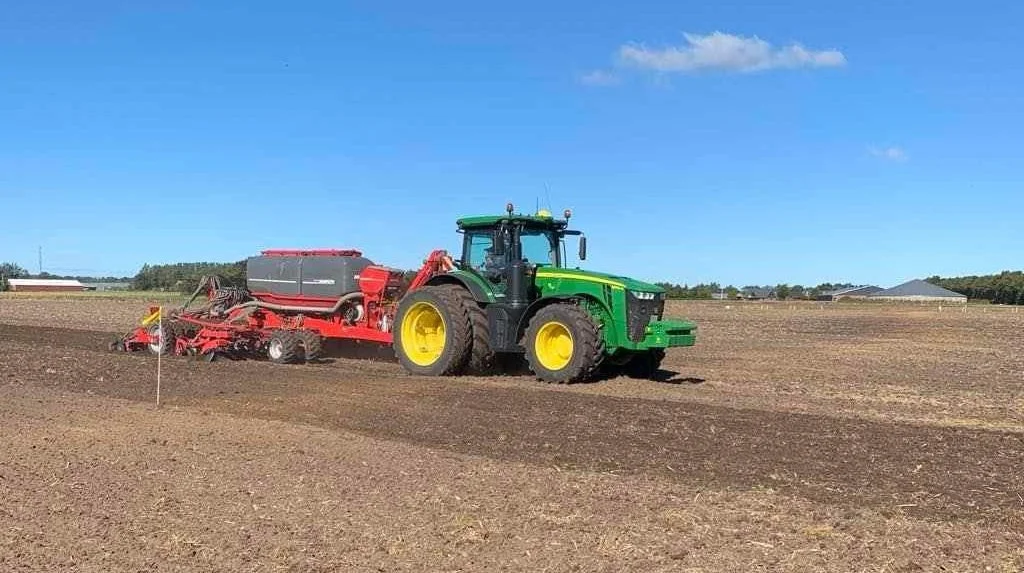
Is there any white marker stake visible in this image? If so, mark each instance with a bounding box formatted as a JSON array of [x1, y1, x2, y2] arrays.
[[156, 306, 163, 408]]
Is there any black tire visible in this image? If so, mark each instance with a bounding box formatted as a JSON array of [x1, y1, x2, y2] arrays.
[[267, 330, 303, 364], [438, 284, 494, 374], [524, 303, 604, 383], [393, 285, 472, 376], [623, 349, 666, 379], [298, 330, 323, 362], [147, 322, 177, 356], [175, 321, 199, 340]]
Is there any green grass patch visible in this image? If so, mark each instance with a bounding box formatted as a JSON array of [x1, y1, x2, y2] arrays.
[[0, 290, 188, 303]]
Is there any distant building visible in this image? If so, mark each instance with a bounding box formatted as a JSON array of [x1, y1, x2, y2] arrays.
[[83, 281, 132, 291], [869, 279, 967, 303], [816, 285, 883, 301], [7, 278, 89, 292], [739, 287, 775, 300]]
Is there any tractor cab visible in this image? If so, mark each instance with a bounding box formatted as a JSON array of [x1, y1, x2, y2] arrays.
[[455, 203, 585, 298], [457, 204, 585, 270]]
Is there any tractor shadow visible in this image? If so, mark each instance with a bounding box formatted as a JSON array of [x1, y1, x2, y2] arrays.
[[316, 343, 705, 386], [320, 340, 397, 364], [594, 366, 705, 385], [493, 355, 705, 385], [649, 372, 706, 385]]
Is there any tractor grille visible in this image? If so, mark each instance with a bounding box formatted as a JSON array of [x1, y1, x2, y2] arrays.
[[626, 291, 665, 342]]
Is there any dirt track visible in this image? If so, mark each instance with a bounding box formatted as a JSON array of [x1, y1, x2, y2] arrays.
[[2, 299, 1023, 571]]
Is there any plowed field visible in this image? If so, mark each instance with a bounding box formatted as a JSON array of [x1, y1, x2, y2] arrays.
[[1, 296, 1022, 571]]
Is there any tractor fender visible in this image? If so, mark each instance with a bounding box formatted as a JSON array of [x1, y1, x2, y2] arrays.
[[515, 294, 613, 347], [423, 273, 493, 304]]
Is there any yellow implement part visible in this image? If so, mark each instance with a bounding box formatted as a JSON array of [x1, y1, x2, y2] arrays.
[[140, 309, 162, 327]]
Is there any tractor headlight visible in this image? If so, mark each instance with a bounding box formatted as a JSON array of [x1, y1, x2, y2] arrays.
[[630, 290, 658, 300]]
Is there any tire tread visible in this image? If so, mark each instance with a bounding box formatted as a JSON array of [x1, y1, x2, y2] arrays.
[[297, 329, 323, 362], [394, 285, 473, 376], [524, 302, 604, 383], [269, 329, 303, 364], [438, 284, 494, 374]]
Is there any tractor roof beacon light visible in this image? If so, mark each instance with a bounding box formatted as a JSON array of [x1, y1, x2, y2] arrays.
[[563, 209, 572, 222]]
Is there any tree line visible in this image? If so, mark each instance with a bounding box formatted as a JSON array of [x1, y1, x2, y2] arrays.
[[5, 259, 1024, 304], [1, 259, 409, 293], [131, 261, 247, 292], [927, 271, 1024, 305], [653, 282, 857, 300]]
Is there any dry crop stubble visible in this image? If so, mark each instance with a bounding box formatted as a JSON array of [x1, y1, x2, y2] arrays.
[[1, 296, 1023, 570]]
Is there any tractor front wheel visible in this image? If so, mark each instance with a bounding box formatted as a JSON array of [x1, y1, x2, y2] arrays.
[[393, 286, 472, 376], [524, 303, 604, 383]]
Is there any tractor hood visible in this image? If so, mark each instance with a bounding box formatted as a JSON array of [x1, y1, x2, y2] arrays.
[[534, 267, 664, 294]]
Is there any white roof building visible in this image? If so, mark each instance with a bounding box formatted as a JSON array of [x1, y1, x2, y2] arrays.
[[7, 278, 88, 291]]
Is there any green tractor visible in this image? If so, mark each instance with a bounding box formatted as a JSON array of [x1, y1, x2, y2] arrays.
[[394, 204, 696, 383]]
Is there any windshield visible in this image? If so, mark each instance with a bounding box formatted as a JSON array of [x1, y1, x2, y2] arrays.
[[520, 229, 559, 267]]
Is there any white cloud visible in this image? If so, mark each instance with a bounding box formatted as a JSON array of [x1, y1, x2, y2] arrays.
[[616, 31, 846, 74], [578, 69, 620, 86], [868, 146, 908, 161]]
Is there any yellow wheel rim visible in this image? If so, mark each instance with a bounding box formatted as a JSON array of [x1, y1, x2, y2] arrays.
[[535, 321, 574, 371], [400, 301, 447, 366]]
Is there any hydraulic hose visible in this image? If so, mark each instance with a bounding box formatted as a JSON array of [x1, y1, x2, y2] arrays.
[[226, 290, 364, 315]]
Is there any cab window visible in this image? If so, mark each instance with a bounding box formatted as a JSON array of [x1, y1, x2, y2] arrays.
[[465, 231, 494, 271]]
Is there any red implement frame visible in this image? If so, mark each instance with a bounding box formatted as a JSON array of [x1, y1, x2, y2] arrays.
[[117, 249, 456, 359]]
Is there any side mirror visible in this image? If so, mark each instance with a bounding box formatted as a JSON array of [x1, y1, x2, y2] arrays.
[[578, 236, 587, 261]]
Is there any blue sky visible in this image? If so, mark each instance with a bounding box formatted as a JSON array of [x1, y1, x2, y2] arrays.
[[2, 1, 1021, 286]]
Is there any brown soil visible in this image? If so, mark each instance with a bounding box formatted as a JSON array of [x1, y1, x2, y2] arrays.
[[1, 298, 1023, 571]]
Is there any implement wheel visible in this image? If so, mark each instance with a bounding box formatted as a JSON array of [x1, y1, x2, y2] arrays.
[[267, 330, 302, 364], [298, 330, 323, 362], [524, 303, 604, 384], [393, 286, 472, 376], [147, 322, 177, 356]]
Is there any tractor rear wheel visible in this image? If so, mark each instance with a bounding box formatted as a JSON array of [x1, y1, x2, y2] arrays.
[[267, 330, 303, 364], [438, 284, 494, 374], [298, 330, 323, 362], [524, 303, 604, 383], [393, 286, 472, 376]]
